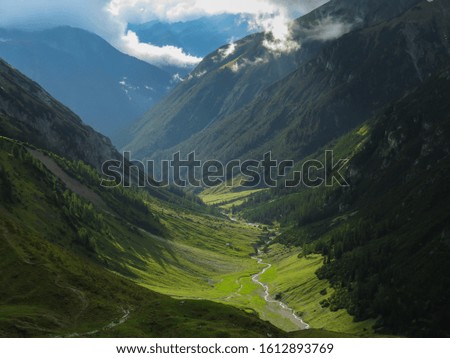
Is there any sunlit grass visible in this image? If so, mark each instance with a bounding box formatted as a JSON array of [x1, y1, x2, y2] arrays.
[[259, 244, 376, 335], [199, 189, 265, 208]]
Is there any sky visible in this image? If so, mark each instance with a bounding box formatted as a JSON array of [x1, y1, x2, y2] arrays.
[[0, 0, 329, 68]]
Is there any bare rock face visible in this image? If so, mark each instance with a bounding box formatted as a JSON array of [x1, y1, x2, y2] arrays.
[[0, 58, 120, 170]]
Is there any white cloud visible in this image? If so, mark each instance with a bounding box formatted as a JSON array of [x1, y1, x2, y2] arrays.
[[218, 42, 237, 59], [120, 30, 202, 68], [245, 1, 329, 53], [302, 16, 355, 41], [229, 56, 269, 73], [106, 0, 330, 56], [0, 0, 330, 67], [249, 12, 301, 53], [189, 69, 208, 79]]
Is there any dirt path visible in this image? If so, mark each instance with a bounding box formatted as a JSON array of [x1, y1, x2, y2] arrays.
[[66, 308, 131, 338]]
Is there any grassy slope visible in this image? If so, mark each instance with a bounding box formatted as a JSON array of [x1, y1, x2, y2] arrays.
[[258, 245, 375, 336], [0, 137, 284, 337], [0, 135, 373, 337], [194, 130, 369, 333], [230, 66, 450, 337], [199, 188, 373, 335], [199, 189, 265, 210]]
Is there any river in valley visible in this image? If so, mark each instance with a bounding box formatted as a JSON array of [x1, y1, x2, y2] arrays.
[[251, 250, 309, 331]]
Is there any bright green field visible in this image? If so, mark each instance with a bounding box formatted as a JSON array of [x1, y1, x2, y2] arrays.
[[125, 205, 263, 300], [112, 204, 303, 331], [258, 244, 376, 335], [0, 137, 374, 337], [192, 190, 375, 335], [199, 189, 265, 210], [106, 199, 335, 332]]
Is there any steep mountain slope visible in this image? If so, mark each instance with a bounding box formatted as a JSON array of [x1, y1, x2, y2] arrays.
[[123, 31, 298, 158], [0, 27, 172, 141], [238, 65, 450, 337], [0, 58, 119, 170], [0, 57, 296, 338], [0, 59, 364, 337], [124, 0, 424, 160], [149, 0, 448, 165], [0, 57, 210, 205], [0, 137, 288, 338]]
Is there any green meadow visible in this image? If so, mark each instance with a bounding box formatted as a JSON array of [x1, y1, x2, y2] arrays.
[[0, 137, 374, 337]]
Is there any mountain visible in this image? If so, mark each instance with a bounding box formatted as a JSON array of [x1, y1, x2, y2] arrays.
[[3, 0, 450, 339], [1, 58, 358, 338], [238, 64, 450, 337], [123, 0, 427, 162], [175, 0, 449, 164], [121, 0, 450, 337], [0, 58, 118, 170], [0, 57, 294, 338], [0, 137, 287, 338], [0, 26, 172, 142], [128, 14, 255, 58]]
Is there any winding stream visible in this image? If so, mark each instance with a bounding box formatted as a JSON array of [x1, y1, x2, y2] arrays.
[[251, 251, 309, 331]]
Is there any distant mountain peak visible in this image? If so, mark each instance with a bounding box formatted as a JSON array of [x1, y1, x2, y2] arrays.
[[0, 26, 172, 142]]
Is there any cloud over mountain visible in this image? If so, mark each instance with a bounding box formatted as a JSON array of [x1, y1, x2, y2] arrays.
[[0, 0, 329, 67]]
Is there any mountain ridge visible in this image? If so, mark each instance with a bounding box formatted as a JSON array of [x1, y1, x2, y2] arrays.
[[236, 64, 450, 337], [0, 58, 119, 169], [123, 0, 426, 161], [0, 26, 172, 142], [0, 58, 301, 338]]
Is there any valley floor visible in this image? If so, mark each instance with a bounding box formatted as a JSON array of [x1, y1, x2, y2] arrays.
[[0, 138, 374, 337], [136, 190, 375, 336]]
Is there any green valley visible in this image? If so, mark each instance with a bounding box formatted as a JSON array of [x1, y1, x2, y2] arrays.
[[0, 135, 367, 337], [0, 137, 279, 337], [2, 0, 450, 340]]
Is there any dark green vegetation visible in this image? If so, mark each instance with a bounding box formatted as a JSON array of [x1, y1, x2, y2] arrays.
[[0, 139, 283, 338], [124, 0, 437, 164], [2, 0, 450, 339], [237, 66, 450, 337], [1, 57, 357, 337], [123, 0, 450, 337]]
